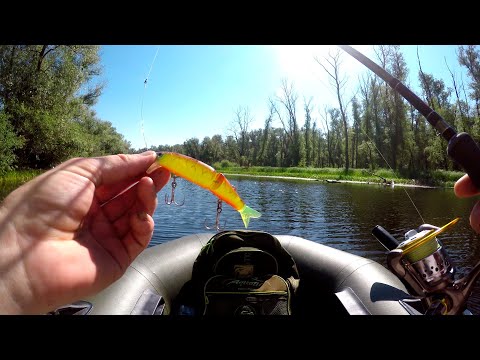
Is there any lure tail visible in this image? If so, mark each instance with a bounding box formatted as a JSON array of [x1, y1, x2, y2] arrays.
[[238, 205, 262, 228]]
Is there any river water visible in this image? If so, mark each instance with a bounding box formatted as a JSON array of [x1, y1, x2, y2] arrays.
[[151, 175, 480, 314]]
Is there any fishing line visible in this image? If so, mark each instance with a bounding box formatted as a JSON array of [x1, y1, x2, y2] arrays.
[[102, 47, 161, 208], [361, 128, 426, 224], [140, 46, 160, 149]]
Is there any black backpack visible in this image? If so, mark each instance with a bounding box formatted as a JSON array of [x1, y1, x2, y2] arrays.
[[173, 230, 300, 316]]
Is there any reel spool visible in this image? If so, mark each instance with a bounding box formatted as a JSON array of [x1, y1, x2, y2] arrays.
[[397, 218, 458, 287]]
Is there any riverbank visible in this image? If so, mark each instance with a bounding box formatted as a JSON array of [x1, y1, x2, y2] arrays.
[[224, 173, 441, 189], [0, 165, 461, 200], [219, 166, 462, 189]]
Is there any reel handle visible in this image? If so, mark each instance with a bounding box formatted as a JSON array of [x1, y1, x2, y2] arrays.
[[372, 225, 400, 251]]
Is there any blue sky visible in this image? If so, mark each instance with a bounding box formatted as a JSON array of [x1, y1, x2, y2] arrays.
[[93, 45, 469, 150]]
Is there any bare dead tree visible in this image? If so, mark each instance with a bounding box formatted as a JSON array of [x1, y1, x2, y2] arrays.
[[276, 79, 299, 138], [374, 45, 391, 103], [458, 45, 480, 117], [445, 56, 471, 132], [315, 49, 350, 171], [311, 120, 319, 166], [417, 46, 436, 110], [272, 79, 301, 166], [461, 73, 472, 118], [258, 102, 275, 164], [372, 45, 409, 170], [358, 74, 375, 166], [319, 105, 333, 167], [303, 96, 314, 166], [269, 97, 288, 165], [229, 106, 253, 164]]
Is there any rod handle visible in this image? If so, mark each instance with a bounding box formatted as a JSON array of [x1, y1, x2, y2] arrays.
[[372, 225, 400, 251], [448, 132, 480, 190]]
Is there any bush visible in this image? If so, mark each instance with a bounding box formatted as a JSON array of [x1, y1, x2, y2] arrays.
[[213, 159, 238, 169], [0, 111, 24, 175]]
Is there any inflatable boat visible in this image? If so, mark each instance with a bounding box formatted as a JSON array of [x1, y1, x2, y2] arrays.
[[77, 233, 421, 316]]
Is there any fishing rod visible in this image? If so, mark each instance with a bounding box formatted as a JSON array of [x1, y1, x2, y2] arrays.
[[338, 45, 480, 190], [337, 45, 480, 314]]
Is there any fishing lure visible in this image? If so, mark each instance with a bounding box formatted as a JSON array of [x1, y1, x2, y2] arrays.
[[146, 152, 261, 228]]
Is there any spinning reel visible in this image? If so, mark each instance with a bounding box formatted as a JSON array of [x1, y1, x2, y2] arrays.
[[372, 218, 480, 315]]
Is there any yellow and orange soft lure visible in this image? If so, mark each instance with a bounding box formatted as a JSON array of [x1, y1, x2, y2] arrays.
[[146, 152, 261, 228]]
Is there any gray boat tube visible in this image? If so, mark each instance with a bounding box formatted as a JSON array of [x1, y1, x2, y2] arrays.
[[85, 233, 414, 315]]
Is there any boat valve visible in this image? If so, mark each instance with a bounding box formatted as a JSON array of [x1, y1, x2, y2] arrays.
[[372, 218, 480, 315]]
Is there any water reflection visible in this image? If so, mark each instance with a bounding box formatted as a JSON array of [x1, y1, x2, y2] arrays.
[[151, 176, 480, 314]]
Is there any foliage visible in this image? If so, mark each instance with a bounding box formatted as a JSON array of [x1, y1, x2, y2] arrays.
[[2, 44, 479, 189], [138, 45, 480, 189], [213, 159, 238, 169], [0, 111, 24, 174], [0, 45, 131, 170]]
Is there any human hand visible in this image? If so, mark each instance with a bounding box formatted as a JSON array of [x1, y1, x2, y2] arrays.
[[0, 151, 170, 314], [454, 174, 480, 234]]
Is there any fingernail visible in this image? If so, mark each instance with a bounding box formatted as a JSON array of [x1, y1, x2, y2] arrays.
[[137, 211, 148, 221], [140, 150, 156, 157]]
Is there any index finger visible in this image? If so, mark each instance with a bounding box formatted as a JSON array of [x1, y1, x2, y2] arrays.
[[95, 167, 170, 205], [454, 173, 480, 198], [64, 151, 158, 189]]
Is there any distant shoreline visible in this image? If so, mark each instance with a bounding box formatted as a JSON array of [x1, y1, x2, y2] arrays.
[[225, 173, 442, 189]]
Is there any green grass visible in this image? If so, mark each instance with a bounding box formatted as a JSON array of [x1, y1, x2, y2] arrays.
[[427, 169, 465, 188], [0, 170, 44, 201], [0, 169, 43, 185]]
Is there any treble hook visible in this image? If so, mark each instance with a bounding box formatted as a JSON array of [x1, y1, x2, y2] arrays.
[[205, 199, 227, 232], [165, 174, 185, 206]]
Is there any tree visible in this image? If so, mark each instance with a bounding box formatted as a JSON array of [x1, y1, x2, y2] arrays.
[[271, 79, 302, 167], [200, 135, 225, 164], [328, 108, 344, 168], [320, 106, 333, 167], [351, 97, 361, 168], [0, 45, 105, 169], [229, 106, 253, 165], [224, 135, 239, 164], [417, 56, 456, 170], [457, 45, 480, 117], [303, 97, 314, 166], [445, 57, 472, 133], [417, 46, 436, 110], [265, 128, 282, 167], [316, 49, 350, 171], [389, 45, 409, 170], [358, 74, 377, 169], [183, 137, 201, 159], [0, 111, 24, 173], [257, 103, 274, 165], [74, 107, 131, 157], [372, 45, 409, 171], [210, 135, 225, 163]]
